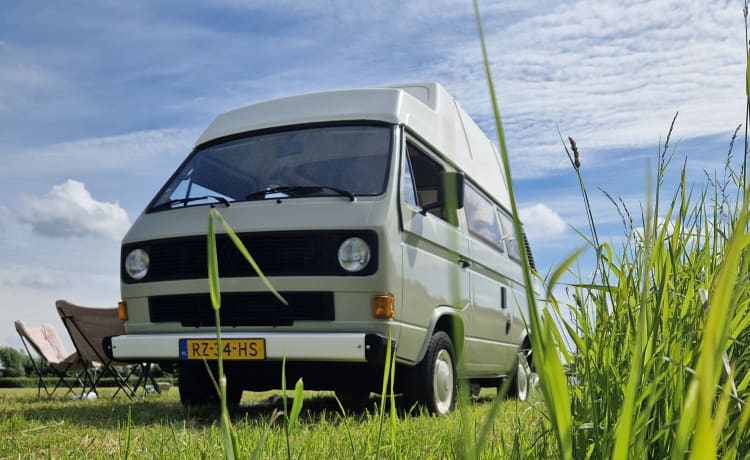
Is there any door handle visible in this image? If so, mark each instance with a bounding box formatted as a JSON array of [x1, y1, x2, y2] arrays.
[[458, 258, 471, 269]]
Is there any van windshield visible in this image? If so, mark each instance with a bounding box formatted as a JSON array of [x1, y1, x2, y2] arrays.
[[148, 124, 393, 211]]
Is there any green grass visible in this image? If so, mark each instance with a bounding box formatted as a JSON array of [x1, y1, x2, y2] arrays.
[[0, 388, 550, 459], [525, 108, 750, 459]]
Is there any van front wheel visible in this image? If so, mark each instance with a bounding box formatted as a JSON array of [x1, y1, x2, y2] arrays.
[[178, 362, 242, 407], [410, 331, 457, 416], [178, 362, 217, 406]]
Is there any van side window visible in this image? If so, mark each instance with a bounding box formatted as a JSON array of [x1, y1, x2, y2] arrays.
[[401, 152, 418, 207], [464, 184, 503, 250], [406, 141, 445, 220], [498, 211, 521, 261]]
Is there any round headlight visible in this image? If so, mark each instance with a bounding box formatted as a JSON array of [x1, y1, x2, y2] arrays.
[[337, 237, 371, 272], [125, 248, 150, 280]]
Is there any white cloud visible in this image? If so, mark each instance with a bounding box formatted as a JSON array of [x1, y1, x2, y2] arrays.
[[520, 203, 568, 241], [428, 0, 745, 178], [3, 1, 741, 181], [19, 180, 130, 240]]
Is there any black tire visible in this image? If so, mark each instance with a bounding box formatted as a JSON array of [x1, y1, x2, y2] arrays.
[[178, 362, 217, 406], [178, 362, 242, 407], [407, 331, 457, 416]]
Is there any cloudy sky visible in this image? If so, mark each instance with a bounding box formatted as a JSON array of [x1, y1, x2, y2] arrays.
[[0, 0, 746, 349]]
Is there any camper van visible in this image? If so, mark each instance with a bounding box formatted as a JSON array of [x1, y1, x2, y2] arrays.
[[107, 83, 535, 415]]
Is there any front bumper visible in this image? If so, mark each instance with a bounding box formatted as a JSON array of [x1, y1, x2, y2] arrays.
[[105, 332, 393, 364]]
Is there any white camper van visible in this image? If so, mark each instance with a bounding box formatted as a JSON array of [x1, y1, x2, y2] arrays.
[[107, 83, 536, 415]]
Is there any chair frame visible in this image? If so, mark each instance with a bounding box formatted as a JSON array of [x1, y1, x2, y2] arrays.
[[14, 320, 89, 398], [129, 362, 162, 398], [55, 301, 137, 400]]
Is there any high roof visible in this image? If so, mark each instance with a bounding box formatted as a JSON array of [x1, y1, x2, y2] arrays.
[[196, 83, 510, 208]]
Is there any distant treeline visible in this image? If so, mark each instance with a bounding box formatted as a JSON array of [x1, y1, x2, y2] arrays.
[[0, 346, 173, 378]]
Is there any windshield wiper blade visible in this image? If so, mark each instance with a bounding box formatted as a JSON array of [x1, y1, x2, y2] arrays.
[[311, 186, 355, 202], [152, 195, 231, 211], [245, 186, 355, 202]]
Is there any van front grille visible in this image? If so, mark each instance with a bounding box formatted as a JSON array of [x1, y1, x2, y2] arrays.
[[122, 230, 378, 283], [148, 291, 334, 327]]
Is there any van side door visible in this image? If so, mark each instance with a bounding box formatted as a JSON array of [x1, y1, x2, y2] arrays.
[[397, 136, 470, 363], [462, 183, 515, 374]]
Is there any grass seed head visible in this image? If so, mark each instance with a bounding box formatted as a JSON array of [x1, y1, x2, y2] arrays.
[[569, 137, 581, 169]]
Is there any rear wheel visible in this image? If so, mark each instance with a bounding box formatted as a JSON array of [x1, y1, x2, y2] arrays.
[[408, 331, 457, 416], [507, 347, 533, 401]]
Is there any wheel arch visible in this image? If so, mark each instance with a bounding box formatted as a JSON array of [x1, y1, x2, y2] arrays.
[[413, 307, 465, 364], [519, 333, 533, 368], [519, 333, 531, 352]]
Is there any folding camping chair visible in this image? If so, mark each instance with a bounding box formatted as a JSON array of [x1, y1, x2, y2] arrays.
[[55, 300, 139, 399], [14, 320, 92, 397]]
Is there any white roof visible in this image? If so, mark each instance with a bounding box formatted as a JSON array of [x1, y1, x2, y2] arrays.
[[196, 83, 510, 208]]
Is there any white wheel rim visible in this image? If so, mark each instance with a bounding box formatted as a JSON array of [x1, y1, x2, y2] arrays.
[[433, 349, 454, 415], [517, 353, 530, 401]]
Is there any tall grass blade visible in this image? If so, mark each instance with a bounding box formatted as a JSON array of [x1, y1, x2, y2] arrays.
[[121, 406, 132, 460], [289, 378, 304, 431], [250, 410, 282, 460], [388, 337, 397, 458], [282, 354, 291, 460], [207, 207, 239, 460], [376, 326, 394, 457], [612, 167, 653, 460], [213, 208, 288, 306], [746, 48, 750, 98], [332, 395, 358, 456], [545, 248, 586, 303], [208, 207, 221, 310], [690, 224, 750, 458], [724, 389, 750, 459], [473, 1, 573, 458]]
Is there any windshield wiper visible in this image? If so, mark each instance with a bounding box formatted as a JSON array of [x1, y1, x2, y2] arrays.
[[151, 195, 231, 211], [245, 186, 355, 202]]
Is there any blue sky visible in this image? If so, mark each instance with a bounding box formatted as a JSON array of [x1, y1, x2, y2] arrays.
[[0, 0, 746, 349]]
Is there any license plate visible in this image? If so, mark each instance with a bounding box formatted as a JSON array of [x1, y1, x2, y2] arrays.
[[179, 338, 265, 360]]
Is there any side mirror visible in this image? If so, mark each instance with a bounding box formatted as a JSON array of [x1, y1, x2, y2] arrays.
[[420, 171, 465, 216]]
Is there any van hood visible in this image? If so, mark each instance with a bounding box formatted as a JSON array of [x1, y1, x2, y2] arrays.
[[123, 198, 379, 244]]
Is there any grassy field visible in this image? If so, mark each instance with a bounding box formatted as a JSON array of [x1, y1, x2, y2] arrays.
[[0, 387, 550, 459]]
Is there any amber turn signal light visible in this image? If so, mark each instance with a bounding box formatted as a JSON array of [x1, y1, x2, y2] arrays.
[[372, 293, 395, 319], [117, 300, 129, 321]]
